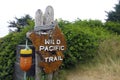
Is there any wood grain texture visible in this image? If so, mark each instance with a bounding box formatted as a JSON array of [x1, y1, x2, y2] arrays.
[[35, 9, 43, 27], [28, 6, 66, 80], [44, 6, 54, 25], [29, 25, 66, 74], [34, 9, 43, 80]]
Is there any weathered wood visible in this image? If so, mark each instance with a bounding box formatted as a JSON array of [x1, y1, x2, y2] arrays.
[[35, 9, 43, 27], [44, 6, 54, 25], [46, 73, 53, 80], [35, 9, 43, 80], [43, 5, 54, 80], [53, 71, 59, 80], [27, 6, 66, 80], [35, 53, 41, 80], [34, 6, 55, 80]]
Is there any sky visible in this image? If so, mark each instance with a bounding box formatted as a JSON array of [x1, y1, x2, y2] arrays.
[[0, 0, 118, 37]]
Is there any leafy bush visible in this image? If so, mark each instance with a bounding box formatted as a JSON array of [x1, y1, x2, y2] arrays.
[[0, 20, 34, 80], [0, 19, 113, 79], [73, 19, 103, 27], [61, 20, 111, 68], [104, 21, 120, 34]]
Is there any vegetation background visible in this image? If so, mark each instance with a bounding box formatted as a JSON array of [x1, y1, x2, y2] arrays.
[[0, 1, 120, 80]]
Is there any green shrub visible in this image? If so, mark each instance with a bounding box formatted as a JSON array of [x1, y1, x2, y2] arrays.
[[73, 19, 103, 27], [0, 19, 112, 79], [61, 20, 111, 68], [104, 21, 120, 34], [0, 20, 34, 80]]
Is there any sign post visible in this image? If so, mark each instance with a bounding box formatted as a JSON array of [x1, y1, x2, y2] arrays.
[[27, 6, 66, 80]]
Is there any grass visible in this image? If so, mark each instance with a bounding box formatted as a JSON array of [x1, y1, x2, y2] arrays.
[[96, 36, 120, 72], [53, 70, 67, 80], [66, 36, 120, 80]]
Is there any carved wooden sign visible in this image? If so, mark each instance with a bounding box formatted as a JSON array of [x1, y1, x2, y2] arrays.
[[29, 25, 66, 73], [27, 6, 66, 74]]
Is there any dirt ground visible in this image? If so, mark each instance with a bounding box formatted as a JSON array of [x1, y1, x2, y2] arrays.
[[66, 66, 120, 80]]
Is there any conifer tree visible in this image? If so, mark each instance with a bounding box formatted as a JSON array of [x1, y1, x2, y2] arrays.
[[106, 0, 120, 22], [8, 14, 32, 32]]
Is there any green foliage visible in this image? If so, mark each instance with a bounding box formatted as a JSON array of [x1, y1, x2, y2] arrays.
[[60, 19, 111, 68], [106, 1, 120, 22], [0, 20, 34, 80], [26, 76, 35, 80], [104, 21, 120, 34], [8, 14, 33, 32], [0, 19, 113, 79], [53, 70, 67, 80], [73, 19, 103, 27]]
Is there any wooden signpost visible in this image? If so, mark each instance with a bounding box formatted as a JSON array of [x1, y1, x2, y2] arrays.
[[27, 6, 66, 80]]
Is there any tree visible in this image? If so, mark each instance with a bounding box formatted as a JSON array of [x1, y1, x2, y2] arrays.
[[106, 0, 120, 22], [8, 14, 33, 32]]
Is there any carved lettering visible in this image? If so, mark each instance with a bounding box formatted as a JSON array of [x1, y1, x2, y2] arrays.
[[39, 46, 64, 51], [44, 56, 63, 62], [56, 39, 61, 44], [45, 39, 55, 44], [39, 46, 44, 51]]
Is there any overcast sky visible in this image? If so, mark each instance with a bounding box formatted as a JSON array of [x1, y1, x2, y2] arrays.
[[0, 0, 118, 37]]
